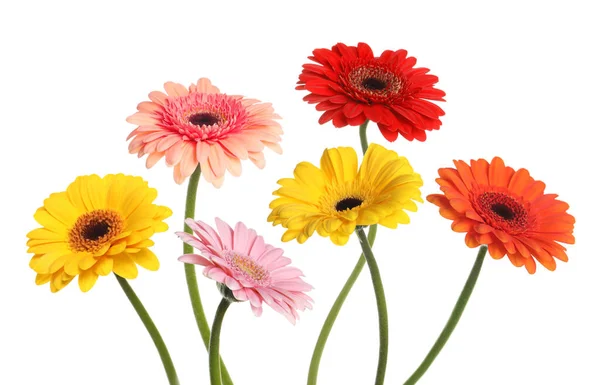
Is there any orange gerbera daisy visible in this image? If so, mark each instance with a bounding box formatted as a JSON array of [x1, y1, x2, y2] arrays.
[[127, 78, 282, 187], [427, 157, 575, 273]]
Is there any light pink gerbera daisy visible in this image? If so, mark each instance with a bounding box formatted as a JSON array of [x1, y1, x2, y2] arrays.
[[127, 78, 283, 187], [176, 218, 313, 323]]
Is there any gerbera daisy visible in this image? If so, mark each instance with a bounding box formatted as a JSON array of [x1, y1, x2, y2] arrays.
[[268, 143, 423, 246], [127, 78, 282, 187], [297, 42, 445, 142], [176, 218, 313, 324], [27, 174, 172, 292], [427, 157, 575, 273]]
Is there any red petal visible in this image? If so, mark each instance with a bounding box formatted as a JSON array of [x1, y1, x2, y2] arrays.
[[342, 102, 364, 119], [378, 125, 399, 142]]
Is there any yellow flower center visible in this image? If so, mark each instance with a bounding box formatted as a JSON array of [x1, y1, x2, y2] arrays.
[[225, 251, 270, 286], [68, 209, 124, 253]]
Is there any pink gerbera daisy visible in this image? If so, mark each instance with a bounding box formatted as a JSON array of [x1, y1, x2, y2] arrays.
[[176, 218, 313, 323], [127, 78, 283, 187]]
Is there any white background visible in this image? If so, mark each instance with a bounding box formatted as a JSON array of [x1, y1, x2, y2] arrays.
[[1, 1, 598, 384]]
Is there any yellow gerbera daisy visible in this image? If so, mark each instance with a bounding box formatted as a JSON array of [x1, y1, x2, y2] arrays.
[[268, 143, 423, 245], [26, 174, 172, 292]]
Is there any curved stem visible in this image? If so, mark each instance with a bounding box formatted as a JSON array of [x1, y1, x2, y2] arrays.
[[182, 166, 234, 385], [359, 119, 370, 154], [115, 274, 179, 385], [307, 120, 375, 385], [356, 227, 389, 385], [209, 298, 231, 385], [403, 246, 488, 385], [307, 225, 377, 385]]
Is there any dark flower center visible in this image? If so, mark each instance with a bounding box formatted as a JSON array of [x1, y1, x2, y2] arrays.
[[188, 112, 219, 126], [362, 77, 387, 91], [335, 197, 363, 211], [347, 65, 402, 100], [491, 203, 514, 220], [476, 192, 529, 233], [83, 221, 110, 241], [69, 210, 124, 253]]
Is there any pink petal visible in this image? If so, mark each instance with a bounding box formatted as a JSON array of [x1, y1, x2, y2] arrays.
[[251, 303, 263, 317], [248, 235, 266, 258], [164, 81, 189, 97], [270, 267, 304, 281], [233, 222, 250, 251], [194, 78, 220, 94], [225, 276, 242, 290], [205, 267, 227, 282], [215, 218, 234, 249], [178, 254, 213, 266], [245, 288, 263, 307]]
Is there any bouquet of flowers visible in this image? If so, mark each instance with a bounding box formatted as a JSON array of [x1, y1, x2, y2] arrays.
[[25, 42, 575, 385]]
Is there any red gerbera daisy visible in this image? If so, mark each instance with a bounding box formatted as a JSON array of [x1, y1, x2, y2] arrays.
[[427, 157, 575, 273], [297, 42, 445, 142]]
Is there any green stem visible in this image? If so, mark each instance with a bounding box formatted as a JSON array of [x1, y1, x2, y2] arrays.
[[182, 166, 234, 385], [359, 119, 370, 154], [306, 120, 375, 385], [209, 298, 231, 385], [355, 227, 389, 385], [307, 225, 377, 385], [403, 246, 488, 385], [115, 274, 179, 385]]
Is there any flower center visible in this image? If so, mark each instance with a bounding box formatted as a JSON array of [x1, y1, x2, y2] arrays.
[[476, 192, 529, 233], [225, 251, 270, 286], [362, 77, 387, 91], [491, 203, 514, 220], [162, 93, 249, 141], [188, 112, 220, 126], [68, 210, 124, 253], [335, 197, 364, 211], [348, 65, 402, 98]]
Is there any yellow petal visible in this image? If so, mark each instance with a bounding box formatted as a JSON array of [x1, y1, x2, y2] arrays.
[[153, 222, 169, 233], [320, 147, 358, 184], [106, 241, 127, 255], [64, 254, 86, 275], [33, 208, 68, 234], [112, 253, 138, 279], [27, 228, 65, 240], [337, 209, 359, 221], [67, 176, 90, 211], [106, 174, 126, 211], [49, 256, 69, 274], [78, 270, 99, 292], [79, 254, 98, 270], [86, 175, 108, 210], [93, 243, 112, 257], [35, 273, 52, 285], [129, 239, 154, 249], [132, 249, 160, 271], [281, 230, 300, 242], [27, 242, 69, 254], [29, 249, 70, 273], [330, 232, 350, 246], [43, 192, 80, 226], [323, 218, 342, 233], [94, 257, 114, 276], [51, 271, 74, 292]]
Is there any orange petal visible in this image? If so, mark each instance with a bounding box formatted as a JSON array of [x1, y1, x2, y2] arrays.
[[470, 159, 489, 186], [464, 232, 480, 248]]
